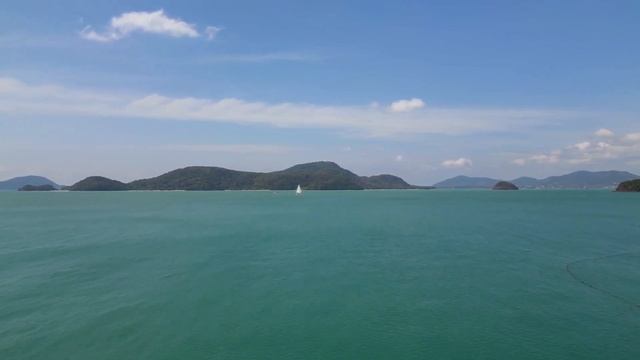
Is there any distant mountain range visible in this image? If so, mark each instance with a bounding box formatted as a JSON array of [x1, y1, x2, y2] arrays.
[[434, 170, 639, 189], [433, 176, 499, 189], [0, 175, 59, 191], [66, 162, 433, 191], [4, 167, 639, 192]]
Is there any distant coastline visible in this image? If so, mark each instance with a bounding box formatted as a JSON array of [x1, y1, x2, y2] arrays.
[[434, 170, 639, 190], [64, 161, 434, 191], [2, 164, 639, 192]]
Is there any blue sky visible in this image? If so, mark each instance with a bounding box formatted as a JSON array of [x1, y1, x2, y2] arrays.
[[1, 0, 639, 185]]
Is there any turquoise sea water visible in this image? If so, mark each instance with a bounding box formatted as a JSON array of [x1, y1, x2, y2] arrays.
[[1, 190, 639, 359]]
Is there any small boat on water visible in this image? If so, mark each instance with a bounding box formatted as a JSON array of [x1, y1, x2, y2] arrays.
[[296, 184, 303, 195]]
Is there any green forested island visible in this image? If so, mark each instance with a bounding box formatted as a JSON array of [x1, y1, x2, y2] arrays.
[[615, 179, 640, 192], [66, 161, 432, 191], [68, 176, 129, 191], [18, 184, 57, 191], [492, 181, 519, 190]]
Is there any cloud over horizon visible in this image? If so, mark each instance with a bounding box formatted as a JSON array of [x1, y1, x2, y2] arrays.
[[512, 130, 640, 167], [0, 77, 581, 138], [594, 128, 614, 137], [442, 158, 473, 168]]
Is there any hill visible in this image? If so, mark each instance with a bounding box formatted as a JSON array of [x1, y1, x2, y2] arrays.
[[529, 171, 639, 189], [435, 170, 639, 189], [615, 179, 640, 192], [433, 175, 500, 188], [492, 181, 518, 190], [510, 176, 539, 188], [362, 174, 416, 189], [0, 176, 59, 190], [67, 176, 128, 191], [69, 161, 427, 191], [253, 161, 364, 190], [128, 166, 260, 191]]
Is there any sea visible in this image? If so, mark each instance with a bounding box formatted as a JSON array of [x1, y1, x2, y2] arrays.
[[1, 190, 639, 359]]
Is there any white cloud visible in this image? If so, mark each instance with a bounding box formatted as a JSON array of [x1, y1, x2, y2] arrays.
[[529, 153, 560, 164], [80, 10, 211, 42], [623, 132, 640, 142], [512, 130, 640, 166], [442, 158, 472, 168], [395, 155, 404, 162], [570, 141, 591, 151], [111, 10, 199, 37], [389, 98, 425, 113], [0, 77, 583, 138], [594, 128, 614, 137], [205, 26, 222, 40], [79, 27, 119, 42], [0, 77, 120, 103]]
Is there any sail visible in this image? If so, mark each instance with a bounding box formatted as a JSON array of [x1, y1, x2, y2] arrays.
[[296, 185, 302, 194]]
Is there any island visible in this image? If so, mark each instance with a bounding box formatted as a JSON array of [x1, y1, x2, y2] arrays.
[[66, 161, 434, 191], [492, 181, 519, 190], [66, 176, 129, 191], [434, 170, 639, 189], [0, 175, 59, 191], [18, 184, 57, 191], [615, 179, 640, 192]]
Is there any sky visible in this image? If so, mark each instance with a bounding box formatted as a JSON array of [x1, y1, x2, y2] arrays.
[[1, 0, 639, 185]]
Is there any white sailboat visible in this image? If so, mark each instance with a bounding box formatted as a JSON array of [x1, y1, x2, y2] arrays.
[[296, 184, 303, 195]]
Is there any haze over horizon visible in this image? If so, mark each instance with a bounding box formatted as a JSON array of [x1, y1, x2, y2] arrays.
[[2, 0, 639, 185]]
